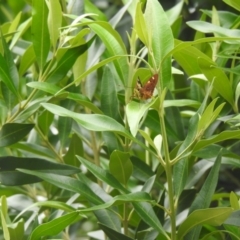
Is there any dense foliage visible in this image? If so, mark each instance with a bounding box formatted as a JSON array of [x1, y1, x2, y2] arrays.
[[1, 0, 240, 239]]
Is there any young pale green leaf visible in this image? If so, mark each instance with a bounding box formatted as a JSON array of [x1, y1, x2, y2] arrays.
[[145, 0, 174, 88], [0, 123, 34, 147], [185, 153, 222, 239], [109, 150, 132, 186], [6, 11, 22, 42], [197, 98, 225, 133], [80, 19, 128, 83], [41, 103, 130, 138], [230, 192, 240, 210], [1, 211, 10, 240], [19, 44, 36, 76], [138, 129, 158, 153], [126, 100, 152, 137], [45, 0, 62, 49], [78, 192, 154, 213], [0, 156, 80, 186], [187, 20, 240, 41], [223, 0, 240, 11], [153, 134, 162, 157], [135, 3, 149, 46], [193, 129, 240, 152], [198, 58, 234, 108], [172, 39, 214, 77], [177, 207, 233, 240], [235, 82, 240, 109], [8, 218, 24, 240], [163, 99, 200, 108], [10, 18, 32, 49], [32, 0, 50, 70], [29, 212, 81, 240]]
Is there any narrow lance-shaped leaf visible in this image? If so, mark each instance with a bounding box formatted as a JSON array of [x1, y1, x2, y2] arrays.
[[0, 123, 34, 147], [32, 0, 50, 70], [184, 152, 222, 239], [29, 212, 81, 240], [0, 156, 80, 186]]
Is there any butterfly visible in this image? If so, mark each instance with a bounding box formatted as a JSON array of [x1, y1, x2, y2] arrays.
[[133, 74, 158, 100]]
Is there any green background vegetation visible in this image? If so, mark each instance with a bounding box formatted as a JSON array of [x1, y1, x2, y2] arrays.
[[0, 0, 240, 239]]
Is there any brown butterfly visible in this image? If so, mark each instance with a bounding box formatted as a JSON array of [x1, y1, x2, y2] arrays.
[[133, 74, 158, 100]]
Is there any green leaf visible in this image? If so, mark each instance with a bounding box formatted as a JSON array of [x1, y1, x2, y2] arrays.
[[126, 100, 155, 137], [8, 218, 24, 240], [197, 98, 225, 133], [145, 0, 174, 88], [0, 156, 80, 186], [58, 100, 73, 148], [135, 3, 149, 46], [0, 123, 34, 147], [109, 150, 132, 186], [15, 200, 75, 222], [223, 0, 240, 11], [45, 0, 62, 49], [79, 192, 154, 213], [80, 19, 128, 83], [0, 196, 10, 240], [32, 0, 50, 70], [132, 202, 167, 238], [198, 58, 234, 108], [99, 223, 134, 240], [193, 130, 240, 152], [224, 210, 240, 226], [38, 110, 54, 136], [84, 0, 107, 21], [230, 192, 239, 210], [17, 169, 104, 204], [19, 44, 35, 76], [27, 82, 102, 113], [185, 152, 222, 239], [63, 134, 83, 167], [100, 66, 122, 122], [47, 41, 93, 83], [41, 103, 130, 138], [77, 156, 127, 193], [177, 207, 233, 240], [173, 114, 199, 197], [0, 51, 18, 97], [187, 20, 240, 40], [10, 18, 32, 49], [77, 156, 167, 237], [29, 212, 81, 240]]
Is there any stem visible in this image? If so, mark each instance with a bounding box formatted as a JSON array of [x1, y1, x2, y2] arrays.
[[158, 102, 176, 240], [123, 203, 129, 236], [35, 124, 64, 163]]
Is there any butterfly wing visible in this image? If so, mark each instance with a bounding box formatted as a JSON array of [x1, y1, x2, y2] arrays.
[[140, 74, 158, 99]]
